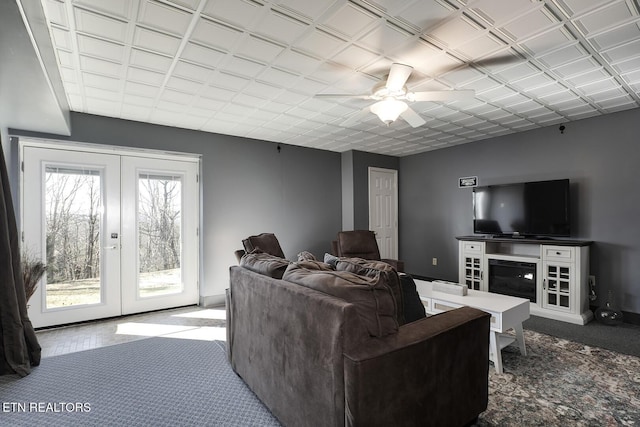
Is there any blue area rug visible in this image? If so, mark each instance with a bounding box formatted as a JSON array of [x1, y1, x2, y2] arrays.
[[0, 338, 281, 426]]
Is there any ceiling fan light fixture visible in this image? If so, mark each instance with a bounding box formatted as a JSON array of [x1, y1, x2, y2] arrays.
[[370, 98, 408, 125]]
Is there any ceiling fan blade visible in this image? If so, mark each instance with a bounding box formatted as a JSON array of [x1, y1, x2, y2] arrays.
[[386, 63, 413, 92], [400, 107, 426, 128], [340, 106, 373, 127], [314, 93, 371, 100], [411, 90, 475, 102]]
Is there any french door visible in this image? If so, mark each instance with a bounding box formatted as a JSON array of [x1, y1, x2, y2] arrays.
[[22, 145, 199, 328]]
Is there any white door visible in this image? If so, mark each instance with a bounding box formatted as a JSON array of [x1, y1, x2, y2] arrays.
[[120, 156, 199, 314], [23, 147, 122, 327], [368, 167, 398, 259], [22, 145, 199, 328]]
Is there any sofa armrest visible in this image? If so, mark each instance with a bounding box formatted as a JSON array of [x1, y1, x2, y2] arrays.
[[343, 306, 490, 427]]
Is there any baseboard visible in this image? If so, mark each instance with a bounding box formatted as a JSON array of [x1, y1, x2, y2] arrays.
[[200, 294, 225, 307]]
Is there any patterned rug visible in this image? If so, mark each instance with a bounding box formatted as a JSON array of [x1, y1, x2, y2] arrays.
[[478, 330, 640, 426]]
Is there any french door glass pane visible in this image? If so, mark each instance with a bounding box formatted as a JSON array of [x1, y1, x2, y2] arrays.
[[45, 166, 102, 308], [138, 173, 183, 297]]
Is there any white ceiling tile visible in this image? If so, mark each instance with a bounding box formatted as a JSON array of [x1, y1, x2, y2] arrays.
[[236, 35, 285, 63], [84, 86, 121, 101], [602, 38, 640, 63], [494, 63, 540, 83], [554, 0, 616, 17], [124, 81, 160, 98], [51, 27, 73, 50], [202, 0, 265, 30], [82, 72, 121, 91], [203, 85, 237, 101], [500, 8, 558, 41], [589, 21, 640, 51], [520, 27, 574, 56], [127, 66, 166, 86], [576, 78, 622, 95], [276, 50, 322, 75], [43, 0, 69, 27], [233, 92, 269, 107], [74, 0, 133, 20], [222, 56, 266, 78], [160, 88, 195, 105], [172, 61, 214, 82], [137, 0, 193, 36], [258, 67, 300, 87], [276, 0, 337, 20], [553, 57, 603, 78], [166, 0, 201, 11], [255, 9, 310, 44], [123, 93, 155, 107], [180, 43, 226, 68], [397, 1, 456, 33], [74, 8, 128, 43], [193, 97, 226, 111], [295, 29, 346, 58], [166, 76, 204, 93], [77, 34, 125, 62], [243, 80, 283, 99], [456, 33, 507, 60], [470, 0, 542, 26], [211, 71, 250, 91], [358, 21, 414, 55], [133, 26, 182, 56], [79, 55, 122, 76], [191, 18, 244, 51], [57, 50, 75, 68], [429, 14, 485, 49], [538, 43, 589, 68], [565, 69, 610, 86], [510, 73, 556, 91], [574, 1, 636, 36], [129, 49, 173, 73], [321, 3, 379, 39], [331, 45, 379, 70]]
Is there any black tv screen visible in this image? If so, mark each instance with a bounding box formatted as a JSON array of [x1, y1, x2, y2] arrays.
[[473, 179, 570, 237]]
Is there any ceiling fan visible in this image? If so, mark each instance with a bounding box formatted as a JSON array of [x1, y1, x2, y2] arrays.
[[315, 63, 475, 128]]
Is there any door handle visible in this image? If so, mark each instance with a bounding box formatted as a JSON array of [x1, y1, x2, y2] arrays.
[[104, 245, 118, 250]]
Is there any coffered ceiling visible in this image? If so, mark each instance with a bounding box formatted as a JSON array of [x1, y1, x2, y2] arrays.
[[39, 0, 640, 156]]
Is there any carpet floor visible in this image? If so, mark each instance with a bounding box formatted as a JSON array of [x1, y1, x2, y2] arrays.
[[1, 330, 639, 426]]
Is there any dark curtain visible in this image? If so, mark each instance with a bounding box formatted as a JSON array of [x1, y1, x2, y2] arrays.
[[0, 140, 41, 377]]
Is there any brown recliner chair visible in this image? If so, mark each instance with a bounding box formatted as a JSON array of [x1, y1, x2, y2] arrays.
[[332, 230, 405, 272], [235, 232, 286, 263]]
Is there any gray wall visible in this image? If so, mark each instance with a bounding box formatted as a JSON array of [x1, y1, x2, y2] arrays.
[[399, 107, 640, 316], [342, 150, 399, 230], [12, 112, 343, 302]]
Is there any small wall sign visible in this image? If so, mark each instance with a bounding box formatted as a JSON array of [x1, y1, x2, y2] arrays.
[[459, 176, 478, 188]]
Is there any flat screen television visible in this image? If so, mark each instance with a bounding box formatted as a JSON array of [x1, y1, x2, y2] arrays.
[[473, 179, 570, 237]]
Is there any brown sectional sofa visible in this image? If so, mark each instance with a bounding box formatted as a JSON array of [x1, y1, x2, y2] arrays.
[[226, 251, 490, 427]]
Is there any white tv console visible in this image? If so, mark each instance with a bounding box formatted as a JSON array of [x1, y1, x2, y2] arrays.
[[457, 236, 593, 325]]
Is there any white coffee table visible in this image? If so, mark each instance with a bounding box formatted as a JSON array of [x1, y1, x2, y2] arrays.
[[413, 279, 530, 374]]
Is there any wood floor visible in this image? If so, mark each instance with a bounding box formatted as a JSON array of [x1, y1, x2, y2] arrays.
[[35, 305, 227, 358]]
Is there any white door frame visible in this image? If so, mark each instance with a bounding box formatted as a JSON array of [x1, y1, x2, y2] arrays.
[[368, 167, 398, 259], [20, 138, 201, 328]]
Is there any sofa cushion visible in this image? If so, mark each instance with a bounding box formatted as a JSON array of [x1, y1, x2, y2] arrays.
[[398, 274, 427, 323], [283, 263, 398, 337], [240, 249, 290, 279], [335, 257, 405, 326]]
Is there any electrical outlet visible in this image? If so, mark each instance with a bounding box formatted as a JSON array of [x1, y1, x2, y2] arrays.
[[432, 257, 438, 266]]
